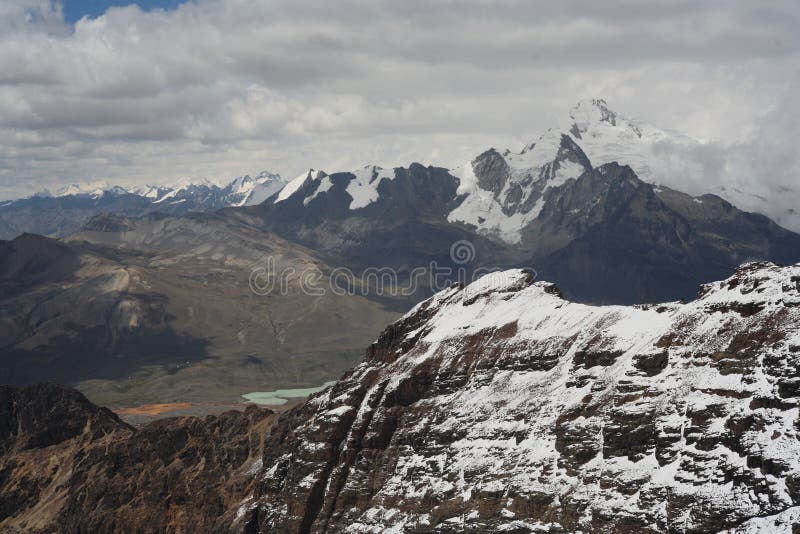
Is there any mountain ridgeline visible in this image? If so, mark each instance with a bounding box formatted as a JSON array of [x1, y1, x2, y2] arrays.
[[235, 131, 800, 304], [236, 262, 800, 533], [3, 99, 799, 305]]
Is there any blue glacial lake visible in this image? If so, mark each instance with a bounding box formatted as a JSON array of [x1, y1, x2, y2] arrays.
[[242, 381, 336, 405]]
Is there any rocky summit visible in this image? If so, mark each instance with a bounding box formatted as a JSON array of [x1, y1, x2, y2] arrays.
[[235, 262, 800, 533]]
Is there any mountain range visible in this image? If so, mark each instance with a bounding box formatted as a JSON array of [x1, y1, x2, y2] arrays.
[[2, 98, 799, 241], [0, 171, 286, 239], [1, 98, 799, 406], [241, 101, 800, 304]]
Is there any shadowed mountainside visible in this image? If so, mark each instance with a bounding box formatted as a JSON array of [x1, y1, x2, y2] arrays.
[[0, 217, 399, 407]]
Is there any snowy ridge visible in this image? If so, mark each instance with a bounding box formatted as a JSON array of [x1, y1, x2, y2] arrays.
[[275, 169, 326, 203], [248, 261, 800, 532], [274, 165, 396, 210]]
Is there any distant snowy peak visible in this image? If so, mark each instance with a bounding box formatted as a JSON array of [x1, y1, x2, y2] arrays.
[[448, 94, 800, 244], [54, 184, 96, 197], [568, 97, 628, 135], [129, 184, 172, 200], [519, 98, 703, 187], [561, 98, 702, 185], [275, 165, 397, 210], [226, 171, 286, 206], [275, 169, 327, 203], [24, 171, 285, 209], [447, 98, 717, 244], [558, 101, 796, 228], [47, 181, 128, 199], [132, 179, 218, 205], [448, 132, 592, 243]]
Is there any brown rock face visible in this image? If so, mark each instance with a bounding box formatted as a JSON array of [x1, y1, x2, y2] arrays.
[[0, 383, 275, 533], [239, 264, 800, 533]]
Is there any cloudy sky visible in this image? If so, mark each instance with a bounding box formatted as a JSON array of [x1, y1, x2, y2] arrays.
[[1, 0, 798, 224]]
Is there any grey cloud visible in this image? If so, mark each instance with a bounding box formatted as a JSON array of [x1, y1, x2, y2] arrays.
[[0, 0, 797, 231]]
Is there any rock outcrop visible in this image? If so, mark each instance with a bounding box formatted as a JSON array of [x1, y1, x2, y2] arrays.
[[240, 262, 800, 533], [0, 383, 276, 533]]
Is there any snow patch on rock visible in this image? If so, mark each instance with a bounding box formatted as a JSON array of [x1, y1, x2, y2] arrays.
[[346, 165, 395, 210]]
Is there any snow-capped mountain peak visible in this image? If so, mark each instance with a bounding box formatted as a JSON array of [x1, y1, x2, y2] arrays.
[[568, 97, 623, 133], [448, 130, 592, 243], [275, 169, 326, 204], [226, 171, 286, 206], [560, 99, 693, 182], [447, 98, 712, 244]]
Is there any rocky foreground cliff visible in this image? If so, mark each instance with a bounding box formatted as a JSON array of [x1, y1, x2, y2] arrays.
[[236, 262, 800, 533], [2, 263, 800, 533], [0, 383, 276, 532]]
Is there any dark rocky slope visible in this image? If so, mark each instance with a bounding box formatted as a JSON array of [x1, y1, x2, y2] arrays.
[[0, 383, 275, 533], [528, 163, 800, 303]]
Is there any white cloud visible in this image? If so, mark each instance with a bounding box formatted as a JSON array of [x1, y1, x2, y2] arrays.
[[0, 0, 798, 229]]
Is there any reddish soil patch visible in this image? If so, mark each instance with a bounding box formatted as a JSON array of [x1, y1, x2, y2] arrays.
[[115, 402, 192, 416]]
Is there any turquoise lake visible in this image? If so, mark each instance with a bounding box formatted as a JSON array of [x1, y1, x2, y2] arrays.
[[242, 381, 336, 405]]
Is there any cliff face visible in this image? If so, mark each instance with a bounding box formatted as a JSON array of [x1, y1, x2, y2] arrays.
[[0, 383, 276, 533], [240, 263, 800, 533]]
